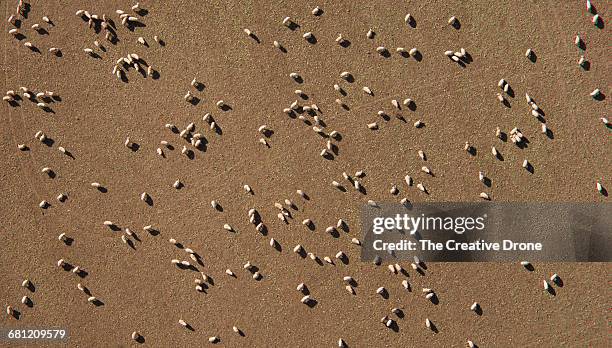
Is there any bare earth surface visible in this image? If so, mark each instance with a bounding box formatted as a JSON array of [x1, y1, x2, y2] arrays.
[[0, 1, 610, 347]]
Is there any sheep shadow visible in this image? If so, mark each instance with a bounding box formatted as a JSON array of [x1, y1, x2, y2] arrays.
[[599, 186, 608, 197], [304, 221, 315, 231], [143, 195, 154, 206], [11, 309, 21, 320], [483, 176, 492, 188], [594, 17, 604, 29], [188, 97, 201, 106], [304, 298, 318, 308], [515, 136, 530, 149], [286, 22, 299, 31], [128, 143, 140, 152], [428, 321, 439, 333], [27, 45, 42, 54], [413, 50, 423, 62], [193, 82, 205, 91], [544, 127, 554, 140], [338, 254, 349, 265], [592, 91, 605, 101], [357, 184, 367, 195], [379, 289, 389, 299], [393, 310, 405, 320], [22, 3, 31, 18], [494, 151, 505, 161], [406, 17, 416, 28], [248, 32, 261, 44], [527, 51, 537, 63], [23, 297, 34, 308], [146, 228, 160, 236], [261, 129, 274, 138], [295, 248, 307, 258], [25, 281, 35, 292], [342, 74, 354, 83], [258, 225, 268, 236], [328, 228, 340, 238], [129, 232, 141, 242], [305, 34, 317, 44], [7, 99, 21, 107], [276, 44, 287, 53], [75, 269, 88, 278], [126, 21, 147, 32], [388, 321, 400, 333], [35, 28, 49, 35], [176, 263, 199, 272], [322, 152, 335, 160]]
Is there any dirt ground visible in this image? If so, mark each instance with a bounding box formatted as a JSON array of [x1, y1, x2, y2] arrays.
[[0, 1, 609, 347]]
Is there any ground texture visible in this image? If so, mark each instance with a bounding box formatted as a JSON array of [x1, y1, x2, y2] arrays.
[[0, 1, 609, 347]]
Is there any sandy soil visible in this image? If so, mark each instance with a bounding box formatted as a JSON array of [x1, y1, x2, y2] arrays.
[[0, 1, 609, 347]]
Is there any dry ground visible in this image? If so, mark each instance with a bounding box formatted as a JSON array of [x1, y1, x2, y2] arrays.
[[0, 1, 609, 347]]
